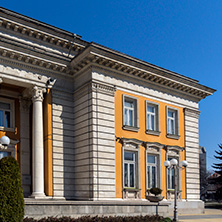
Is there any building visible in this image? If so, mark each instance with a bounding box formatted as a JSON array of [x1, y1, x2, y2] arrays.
[[0, 7, 216, 218]]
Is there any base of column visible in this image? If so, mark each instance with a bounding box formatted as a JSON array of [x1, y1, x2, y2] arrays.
[[30, 192, 47, 199]]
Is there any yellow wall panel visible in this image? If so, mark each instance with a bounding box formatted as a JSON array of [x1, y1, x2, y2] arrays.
[[115, 90, 186, 199]]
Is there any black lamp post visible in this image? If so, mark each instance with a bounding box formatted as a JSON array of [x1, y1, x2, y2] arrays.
[[164, 159, 188, 222]]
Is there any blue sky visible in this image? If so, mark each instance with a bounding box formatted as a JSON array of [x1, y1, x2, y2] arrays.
[[1, 1, 221, 171]]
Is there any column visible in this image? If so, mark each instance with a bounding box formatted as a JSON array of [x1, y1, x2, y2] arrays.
[[30, 86, 46, 198]]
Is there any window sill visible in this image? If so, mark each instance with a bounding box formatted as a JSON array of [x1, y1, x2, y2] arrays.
[[124, 187, 140, 192], [0, 127, 15, 132], [146, 130, 160, 136], [122, 125, 139, 132], [166, 134, 180, 140]]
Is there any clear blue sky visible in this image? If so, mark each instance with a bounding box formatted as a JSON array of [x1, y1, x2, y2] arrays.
[[1, 1, 221, 171]]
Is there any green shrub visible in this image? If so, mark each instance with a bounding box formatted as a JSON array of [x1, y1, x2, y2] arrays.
[[0, 156, 24, 222], [160, 217, 172, 222], [150, 188, 163, 196]]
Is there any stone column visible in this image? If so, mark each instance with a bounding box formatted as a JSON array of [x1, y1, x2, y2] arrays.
[[30, 86, 46, 198]]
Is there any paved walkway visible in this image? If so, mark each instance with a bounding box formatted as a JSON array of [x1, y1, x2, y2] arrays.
[[171, 209, 222, 222]]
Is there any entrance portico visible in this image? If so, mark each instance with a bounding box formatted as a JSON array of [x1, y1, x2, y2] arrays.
[[0, 71, 51, 199]]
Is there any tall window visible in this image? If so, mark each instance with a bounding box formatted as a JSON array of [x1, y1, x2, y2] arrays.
[[167, 109, 176, 135], [147, 155, 157, 188], [124, 151, 136, 188], [147, 105, 156, 131], [124, 100, 134, 126], [123, 96, 138, 129], [0, 101, 11, 128], [167, 157, 178, 189]]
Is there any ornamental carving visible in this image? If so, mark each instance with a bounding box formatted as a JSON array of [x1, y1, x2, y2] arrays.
[[32, 86, 46, 102], [91, 82, 116, 95]]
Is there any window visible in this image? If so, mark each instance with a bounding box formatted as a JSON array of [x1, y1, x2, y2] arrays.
[[0, 151, 10, 159], [146, 102, 160, 135], [167, 107, 179, 139], [147, 155, 157, 188], [121, 138, 141, 199], [123, 96, 138, 131], [124, 100, 135, 127], [0, 101, 11, 128], [167, 157, 179, 189], [124, 151, 136, 188]]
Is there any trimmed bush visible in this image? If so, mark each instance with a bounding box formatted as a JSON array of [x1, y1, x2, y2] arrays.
[[0, 156, 24, 222], [150, 188, 163, 196], [23, 215, 171, 222]]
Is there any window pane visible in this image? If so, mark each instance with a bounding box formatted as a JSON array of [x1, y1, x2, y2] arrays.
[[130, 164, 134, 187], [128, 110, 133, 126], [0, 102, 10, 110], [0, 110, 3, 126], [168, 168, 170, 188], [150, 115, 154, 130], [152, 166, 156, 188], [168, 119, 174, 134], [148, 155, 155, 164], [168, 110, 174, 118], [0, 151, 10, 159], [124, 152, 134, 161], [148, 166, 151, 188], [124, 163, 128, 187], [5, 111, 10, 128], [172, 168, 175, 189], [124, 108, 128, 125], [147, 105, 154, 113], [125, 100, 134, 108]]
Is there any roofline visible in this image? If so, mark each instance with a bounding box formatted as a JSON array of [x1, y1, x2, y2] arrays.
[[90, 42, 199, 84], [91, 42, 216, 93], [0, 6, 82, 39], [71, 44, 216, 98]]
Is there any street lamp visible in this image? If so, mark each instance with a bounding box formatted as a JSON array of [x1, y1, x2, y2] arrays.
[[0, 135, 10, 149], [164, 158, 188, 222]]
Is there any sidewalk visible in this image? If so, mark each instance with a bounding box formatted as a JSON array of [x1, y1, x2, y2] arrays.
[[172, 208, 222, 222]]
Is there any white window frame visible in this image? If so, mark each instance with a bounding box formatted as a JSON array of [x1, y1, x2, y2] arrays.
[[121, 138, 141, 199], [147, 154, 158, 189], [165, 145, 183, 199], [167, 157, 179, 190], [146, 101, 160, 136], [124, 151, 136, 188], [123, 95, 139, 132], [145, 142, 163, 192], [0, 98, 15, 131], [166, 106, 180, 139]]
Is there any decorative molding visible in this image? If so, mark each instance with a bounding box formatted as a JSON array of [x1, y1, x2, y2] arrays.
[[145, 142, 164, 150], [0, 16, 85, 52], [32, 86, 46, 102], [0, 47, 72, 75], [91, 81, 116, 95], [119, 138, 143, 147], [166, 145, 184, 156], [71, 47, 216, 100]]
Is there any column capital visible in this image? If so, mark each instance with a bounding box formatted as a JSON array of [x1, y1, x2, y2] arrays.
[[32, 86, 46, 102]]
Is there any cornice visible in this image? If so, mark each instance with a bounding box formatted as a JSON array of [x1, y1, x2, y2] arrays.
[[0, 16, 86, 53], [70, 45, 216, 100], [0, 46, 74, 75]]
